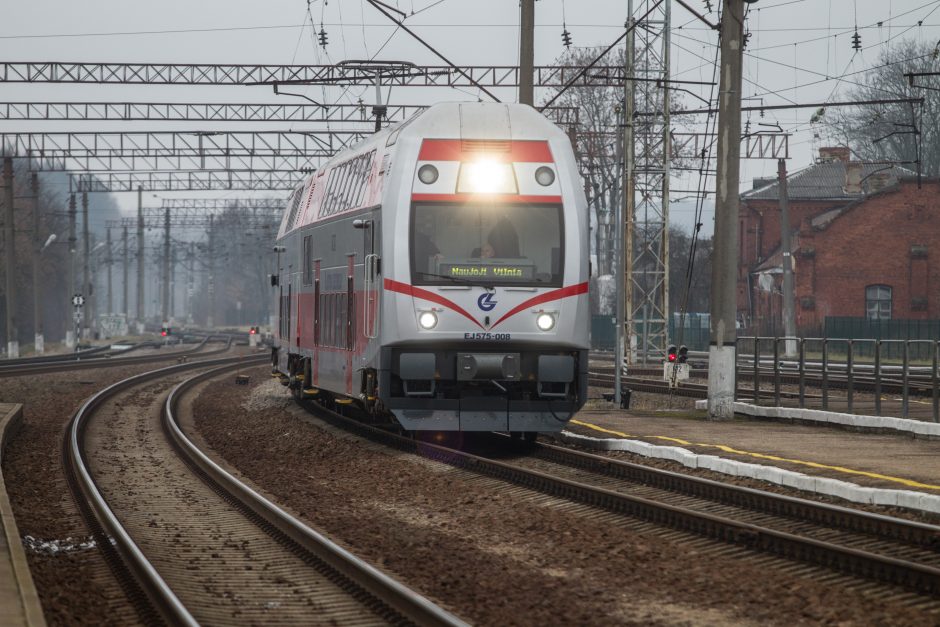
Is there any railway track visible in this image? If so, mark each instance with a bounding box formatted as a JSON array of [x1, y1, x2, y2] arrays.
[[0, 335, 229, 378], [302, 399, 940, 603], [63, 357, 465, 625]]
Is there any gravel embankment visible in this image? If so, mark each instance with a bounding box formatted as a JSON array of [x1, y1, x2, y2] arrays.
[[191, 367, 939, 627]]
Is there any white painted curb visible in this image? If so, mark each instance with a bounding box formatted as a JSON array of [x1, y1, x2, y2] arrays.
[[693, 400, 940, 438], [559, 430, 940, 515]]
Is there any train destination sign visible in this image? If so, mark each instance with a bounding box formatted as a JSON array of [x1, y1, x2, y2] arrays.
[[439, 262, 534, 280]]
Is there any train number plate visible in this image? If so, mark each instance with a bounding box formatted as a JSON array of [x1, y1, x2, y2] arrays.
[[463, 332, 511, 340]]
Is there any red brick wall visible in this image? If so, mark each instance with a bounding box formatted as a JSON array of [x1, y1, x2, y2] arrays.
[[739, 180, 940, 333]]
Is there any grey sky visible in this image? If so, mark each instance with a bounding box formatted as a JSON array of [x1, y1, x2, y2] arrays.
[[2, 0, 939, 236]]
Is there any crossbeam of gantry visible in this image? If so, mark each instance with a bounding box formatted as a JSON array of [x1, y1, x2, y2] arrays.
[[105, 206, 281, 229], [159, 198, 285, 210], [27, 152, 322, 172], [0, 101, 581, 127], [0, 130, 367, 157], [73, 170, 305, 192], [0, 62, 626, 87]]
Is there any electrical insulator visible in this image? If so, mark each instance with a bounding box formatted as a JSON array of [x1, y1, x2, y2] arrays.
[[561, 27, 572, 49], [318, 27, 328, 48], [851, 30, 861, 50]]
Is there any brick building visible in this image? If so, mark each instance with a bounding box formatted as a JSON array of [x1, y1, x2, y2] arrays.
[[738, 147, 938, 335]]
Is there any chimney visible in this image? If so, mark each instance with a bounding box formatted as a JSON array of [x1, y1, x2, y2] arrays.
[[844, 162, 862, 194], [819, 146, 850, 163], [867, 171, 894, 193]]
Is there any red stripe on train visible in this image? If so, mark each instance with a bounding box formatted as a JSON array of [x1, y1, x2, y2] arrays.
[[489, 282, 589, 329], [383, 278, 484, 329], [411, 193, 562, 204], [418, 139, 554, 163]]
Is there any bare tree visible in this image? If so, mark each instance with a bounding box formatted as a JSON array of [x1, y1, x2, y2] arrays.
[[825, 39, 940, 176], [543, 45, 690, 280]]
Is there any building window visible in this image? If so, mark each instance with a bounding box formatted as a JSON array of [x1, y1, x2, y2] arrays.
[[866, 285, 892, 320]]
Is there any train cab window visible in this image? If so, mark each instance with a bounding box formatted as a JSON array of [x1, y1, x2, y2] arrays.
[[411, 202, 564, 287]]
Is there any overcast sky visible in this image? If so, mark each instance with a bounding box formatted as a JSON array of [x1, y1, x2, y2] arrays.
[[2, 0, 939, 235]]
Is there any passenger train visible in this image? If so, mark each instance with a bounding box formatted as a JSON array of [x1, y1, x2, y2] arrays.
[[272, 102, 589, 434]]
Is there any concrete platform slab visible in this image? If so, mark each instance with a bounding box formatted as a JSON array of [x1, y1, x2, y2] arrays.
[[0, 403, 46, 626]]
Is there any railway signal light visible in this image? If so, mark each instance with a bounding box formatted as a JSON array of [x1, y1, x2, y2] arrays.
[[161, 326, 171, 337], [677, 345, 688, 364], [667, 345, 677, 363]]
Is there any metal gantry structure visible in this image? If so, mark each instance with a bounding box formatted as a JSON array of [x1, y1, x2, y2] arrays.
[[624, 0, 672, 366]]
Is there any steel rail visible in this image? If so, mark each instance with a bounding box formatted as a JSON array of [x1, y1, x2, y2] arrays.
[[301, 399, 940, 596], [64, 355, 261, 625], [0, 335, 229, 378], [165, 366, 468, 627]]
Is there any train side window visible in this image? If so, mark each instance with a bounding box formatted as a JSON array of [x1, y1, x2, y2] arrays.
[[313, 278, 320, 345], [335, 294, 345, 348], [346, 275, 354, 350], [302, 236, 312, 286]]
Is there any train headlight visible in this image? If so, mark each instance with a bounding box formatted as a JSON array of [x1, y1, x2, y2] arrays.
[[536, 313, 556, 331], [417, 164, 439, 185], [457, 159, 518, 194], [418, 311, 438, 330], [535, 166, 555, 187]]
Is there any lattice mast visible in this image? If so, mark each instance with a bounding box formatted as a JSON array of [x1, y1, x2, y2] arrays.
[[625, 0, 671, 365]]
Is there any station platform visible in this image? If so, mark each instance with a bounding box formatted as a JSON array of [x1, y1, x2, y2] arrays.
[[563, 402, 940, 516], [0, 403, 46, 627]]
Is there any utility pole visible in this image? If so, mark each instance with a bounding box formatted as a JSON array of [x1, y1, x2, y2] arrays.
[[777, 158, 796, 356], [207, 215, 215, 328], [136, 186, 144, 330], [67, 193, 77, 348], [81, 191, 90, 340], [31, 173, 43, 354], [615, 10, 635, 406], [122, 226, 128, 318], [162, 206, 170, 325], [708, 0, 745, 420], [188, 241, 195, 324], [519, 0, 535, 105], [106, 227, 113, 315], [2, 157, 17, 358]]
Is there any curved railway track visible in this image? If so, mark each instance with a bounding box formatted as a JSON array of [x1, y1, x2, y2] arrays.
[[301, 398, 940, 602], [63, 357, 465, 626], [0, 335, 230, 378]]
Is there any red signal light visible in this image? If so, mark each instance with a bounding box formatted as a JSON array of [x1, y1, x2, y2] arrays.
[[668, 353, 676, 362], [249, 328, 256, 335], [161, 330, 167, 337]]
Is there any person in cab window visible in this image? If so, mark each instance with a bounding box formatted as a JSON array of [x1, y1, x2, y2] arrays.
[[487, 217, 520, 258], [413, 228, 441, 273]]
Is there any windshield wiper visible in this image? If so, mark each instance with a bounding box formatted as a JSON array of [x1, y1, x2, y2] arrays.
[[417, 272, 494, 290]]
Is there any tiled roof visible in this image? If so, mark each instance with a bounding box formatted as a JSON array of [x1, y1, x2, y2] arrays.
[[742, 162, 915, 201]]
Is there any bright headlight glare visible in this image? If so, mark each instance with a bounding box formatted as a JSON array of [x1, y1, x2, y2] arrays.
[[535, 166, 555, 186], [417, 164, 439, 185], [456, 159, 518, 194], [418, 311, 438, 330], [536, 313, 556, 331]]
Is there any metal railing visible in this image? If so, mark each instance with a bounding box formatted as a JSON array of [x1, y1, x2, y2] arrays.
[[735, 336, 940, 423]]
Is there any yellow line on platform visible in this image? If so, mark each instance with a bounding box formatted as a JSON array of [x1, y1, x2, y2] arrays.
[[569, 419, 940, 492]]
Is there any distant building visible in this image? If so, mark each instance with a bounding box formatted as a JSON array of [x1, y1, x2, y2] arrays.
[[738, 147, 937, 335]]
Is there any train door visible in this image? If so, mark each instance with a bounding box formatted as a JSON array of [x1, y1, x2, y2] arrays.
[[359, 212, 381, 342]]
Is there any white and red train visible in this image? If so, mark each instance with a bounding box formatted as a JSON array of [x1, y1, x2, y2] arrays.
[[272, 102, 589, 433]]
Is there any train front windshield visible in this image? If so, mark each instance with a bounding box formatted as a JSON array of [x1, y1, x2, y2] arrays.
[[411, 202, 564, 287]]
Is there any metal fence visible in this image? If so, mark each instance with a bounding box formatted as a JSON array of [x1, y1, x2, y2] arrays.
[[591, 313, 711, 352], [736, 336, 940, 422]]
